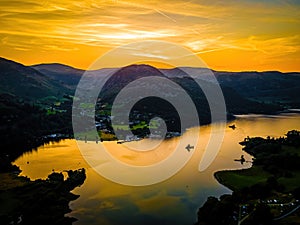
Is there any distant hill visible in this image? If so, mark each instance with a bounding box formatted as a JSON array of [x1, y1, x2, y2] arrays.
[[0, 57, 298, 155], [214, 71, 300, 108], [93, 64, 281, 130], [1, 57, 299, 111], [29, 60, 300, 109], [31, 63, 84, 88], [99, 64, 165, 102], [162, 68, 300, 108], [0, 58, 71, 102]]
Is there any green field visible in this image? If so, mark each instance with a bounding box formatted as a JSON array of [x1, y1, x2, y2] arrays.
[[215, 145, 300, 193], [75, 130, 117, 141], [215, 165, 300, 193], [215, 166, 270, 191], [113, 120, 159, 131]]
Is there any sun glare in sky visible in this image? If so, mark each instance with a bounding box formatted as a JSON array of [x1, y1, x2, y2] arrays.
[[0, 0, 299, 71]]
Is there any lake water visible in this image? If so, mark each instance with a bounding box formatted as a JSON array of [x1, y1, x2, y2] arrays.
[[14, 113, 300, 225]]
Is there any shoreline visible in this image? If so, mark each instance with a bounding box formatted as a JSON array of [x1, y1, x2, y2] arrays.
[[7, 110, 300, 163], [0, 168, 86, 225], [195, 130, 300, 225]]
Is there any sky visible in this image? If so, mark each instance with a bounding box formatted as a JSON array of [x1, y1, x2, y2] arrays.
[[0, 0, 299, 71]]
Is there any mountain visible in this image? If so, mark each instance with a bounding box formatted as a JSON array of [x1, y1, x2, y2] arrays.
[[161, 67, 218, 84], [99, 64, 165, 102], [162, 67, 300, 108], [169, 75, 280, 116], [1, 57, 299, 112], [0, 58, 74, 158], [0, 57, 298, 154], [0, 57, 71, 102], [160, 67, 190, 78], [28, 60, 300, 110], [94, 65, 280, 131], [31, 63, 84, 88], [214, 71, 300, 107]]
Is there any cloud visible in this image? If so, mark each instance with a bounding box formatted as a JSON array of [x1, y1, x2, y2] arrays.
[[241, 35, 300, 56], [0, 0, 299, 71]]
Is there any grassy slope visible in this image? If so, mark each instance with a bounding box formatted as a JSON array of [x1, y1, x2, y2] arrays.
[[215, 166, 269, 191], [215, 145, 300, 193]]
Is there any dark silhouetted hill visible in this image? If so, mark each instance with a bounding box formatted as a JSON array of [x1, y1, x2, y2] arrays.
[[0, 57, 71, 102]]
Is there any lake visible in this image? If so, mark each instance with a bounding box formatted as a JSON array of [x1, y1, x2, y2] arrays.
[[14, 113, 300, 225]]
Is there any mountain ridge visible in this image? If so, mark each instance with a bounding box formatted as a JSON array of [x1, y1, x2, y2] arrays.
[[1, 57, 300, 109], [0, 57, 71, 102]]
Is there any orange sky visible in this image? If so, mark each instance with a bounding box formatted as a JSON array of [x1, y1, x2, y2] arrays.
[[0, 0, 299, 71]]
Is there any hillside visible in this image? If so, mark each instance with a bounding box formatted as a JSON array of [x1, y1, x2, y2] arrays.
[[87, 64, 281, 139], [0, 58, 71, 103], [32, 63, 84, 88], [196, 131, 300, 225], [215, 71, 300, 108], [160, 67, 300, 109], [0, 57, 298, 156], [29, 60, 300, 110]]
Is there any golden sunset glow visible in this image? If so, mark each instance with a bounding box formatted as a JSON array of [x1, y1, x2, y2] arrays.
[[0, 0, 299, 71]]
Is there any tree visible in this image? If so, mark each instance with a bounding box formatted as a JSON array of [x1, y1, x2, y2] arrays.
[[285, 130, 300, 147], [244, 203, 274, 225]]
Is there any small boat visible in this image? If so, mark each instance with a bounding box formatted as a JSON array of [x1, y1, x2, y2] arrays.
[[185, 144, 194, 152], [234, 155, 246, 164], [229, 124, 236, 130]]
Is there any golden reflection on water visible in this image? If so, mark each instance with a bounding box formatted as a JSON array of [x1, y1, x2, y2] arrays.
[[14, 114, 300, 225], [103, 138, 178, 166], [14, 140, 88, 180]]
